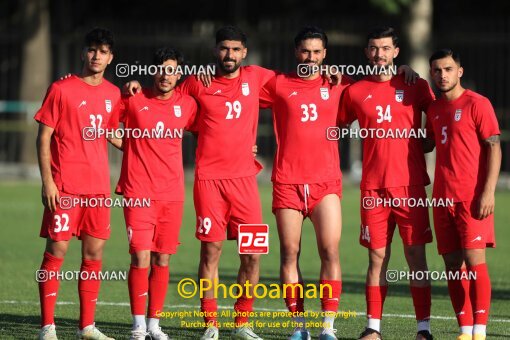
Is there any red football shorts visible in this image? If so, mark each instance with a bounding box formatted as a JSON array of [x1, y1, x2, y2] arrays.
[[359, 185, 432, 249], [272, 180, 342, 217], [40, 192, 111, 241], [193, 176, 263, 242], [123, 200, 184, 254], [433, 200, 495, 255]]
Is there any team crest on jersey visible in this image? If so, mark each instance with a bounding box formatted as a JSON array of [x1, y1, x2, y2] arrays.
[[320, 87, 329, 100], [174, 105, 182, 117], [395, 90, 404, 103], [455, 109, 462, 121], [105, 99, 112, 113], [242, 83, 250, 96]]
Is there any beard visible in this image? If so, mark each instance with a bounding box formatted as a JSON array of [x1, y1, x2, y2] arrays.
[[439, 80, 458, 93], [218, 58, 242, 74]]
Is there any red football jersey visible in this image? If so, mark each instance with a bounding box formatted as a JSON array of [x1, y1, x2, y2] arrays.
[[110, 88, 197, 201], [427, 89, 500, 202], [178, 65, 275, 180], [34, 75, 120, 195], [339, 74, 434, 190], [260, 73, 354, 184]]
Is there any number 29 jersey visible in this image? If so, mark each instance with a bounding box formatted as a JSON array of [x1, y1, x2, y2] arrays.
[[178, 65, 275, 180]]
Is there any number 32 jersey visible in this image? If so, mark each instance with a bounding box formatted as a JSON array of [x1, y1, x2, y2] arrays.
[[34, 75, 120, 195], [260, 73, 354, 184], [339, 74, 434, 190]]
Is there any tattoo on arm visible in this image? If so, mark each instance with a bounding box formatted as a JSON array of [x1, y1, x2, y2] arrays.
[[483, 135, 500, 146]]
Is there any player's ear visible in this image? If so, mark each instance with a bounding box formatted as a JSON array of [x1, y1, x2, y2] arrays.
[[323, 48, 327, 59], [81, 47, 86, 62], [107, 52, 113, 65], [393, 46, 400, 58], [458, 66, 463, 78], [242, 47, 247, 59]]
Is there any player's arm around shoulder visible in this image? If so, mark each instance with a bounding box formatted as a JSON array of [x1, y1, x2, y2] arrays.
[[107, 94, 129, 150]]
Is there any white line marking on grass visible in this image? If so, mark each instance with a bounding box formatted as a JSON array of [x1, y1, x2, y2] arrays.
[[2, 300, 509, 323]]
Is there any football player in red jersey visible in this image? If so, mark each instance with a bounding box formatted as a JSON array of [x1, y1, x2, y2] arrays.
[[108, 47, 197, 340], [426, 49, 501, 340], [35, 28, 118, 340], [259, 26, 353, 340], [126, 26, 274, 340], [339, 27, 434, 340], [180, 26, 275, 340]]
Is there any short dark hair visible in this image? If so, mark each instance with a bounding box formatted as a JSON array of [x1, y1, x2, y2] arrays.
[[429, 48, 461, 66], [366, 26, 398, 47], [152, 47, 184, 66], [84, 27, 114, 52], [294, 26, 328, 48], [215, 26, 247, 46]]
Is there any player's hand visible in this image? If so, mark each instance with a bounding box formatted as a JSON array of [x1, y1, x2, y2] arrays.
[[123, 80, 142, 96], [323, 65, 342, 85], [252, 145, 258, 157], [477, 190, 495, 219], [42, 181, 60, 212], [196, 71, 213, 87], [398, 65, 419, 85], [59, 73, 72, 80]]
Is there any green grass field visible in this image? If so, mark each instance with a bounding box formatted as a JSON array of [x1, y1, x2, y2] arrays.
[[0, 182, 509, 339]]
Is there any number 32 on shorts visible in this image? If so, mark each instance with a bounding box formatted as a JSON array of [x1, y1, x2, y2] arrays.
[[198, 216, 212, 234], [54, 213, 70, 233]]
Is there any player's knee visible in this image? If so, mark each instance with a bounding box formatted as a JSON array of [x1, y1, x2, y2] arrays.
[[318, 245, 339, 263], [45, 239, 69, 258], [463, 249, 486, 267], [240, 254, 260, 269], [131, 251, 151, 267], [369, 248, 389, 266], [442, 251, 464, 270], [280, 244, 300, 264], [152, 253, 170, 267], [200, 243, 222, 264]]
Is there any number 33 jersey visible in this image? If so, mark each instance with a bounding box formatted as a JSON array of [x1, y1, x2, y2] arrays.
[[34, 75, 120, 195], [339, 74, 434, 190], [260, 73, 354, 184]]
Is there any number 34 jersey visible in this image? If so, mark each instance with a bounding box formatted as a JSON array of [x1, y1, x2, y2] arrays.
[[260, 73, 354, 184], [34, 75, 120, 195], [339, 74, 434, 190]]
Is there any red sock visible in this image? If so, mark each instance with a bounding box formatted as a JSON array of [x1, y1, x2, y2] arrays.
[[39, 252, 64, 327], [234, 296, 254, 326], [78, 259, 102, 329], [148, 265, 169, 318], [200, 298, 218, 327], [128, 265, 149, 315], [447, 268, 473, 326], [284, 282, 305, 313], [468, 263, 491, 325], [320, 280, 342, 312], [366, 285, 388, 319], [410, 285, 431, 320]]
